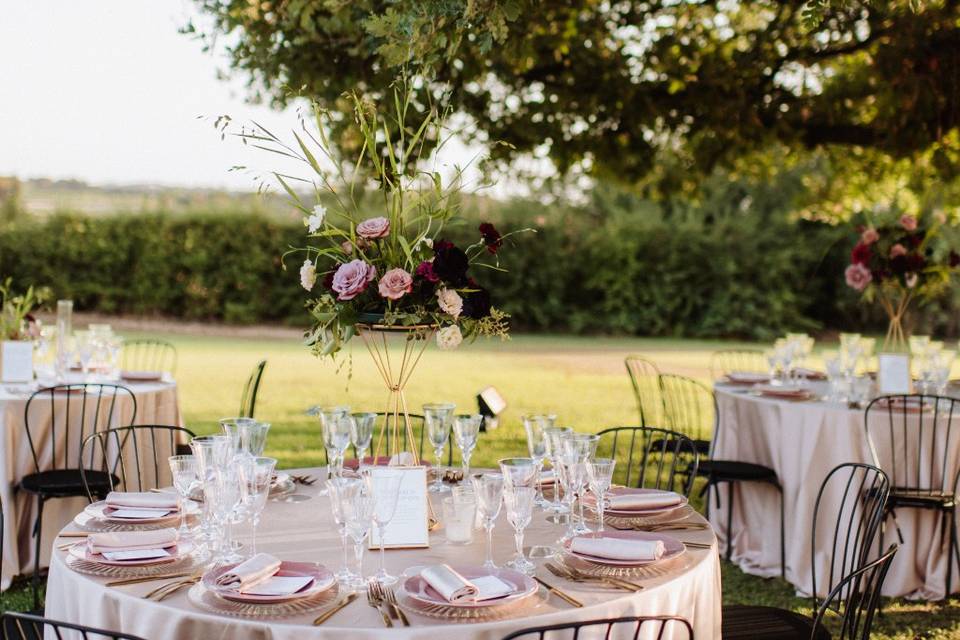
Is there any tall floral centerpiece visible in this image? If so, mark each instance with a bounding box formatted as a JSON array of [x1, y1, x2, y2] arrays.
[[844, 212, 958, 351]]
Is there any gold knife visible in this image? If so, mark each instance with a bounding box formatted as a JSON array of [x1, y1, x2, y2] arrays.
[[313, 592, 359, 626], [533, 576, 583, 607], [106, 571, 194, 587]]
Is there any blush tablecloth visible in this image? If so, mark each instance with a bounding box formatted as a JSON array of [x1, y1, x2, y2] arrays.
[[0, 378, 181, 589], [713, 382, 957, 599], [45, 466, 721, 640]]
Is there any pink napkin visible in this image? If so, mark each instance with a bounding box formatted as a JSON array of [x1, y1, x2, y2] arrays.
[[609, 492, 682, 511], [215, 553, 282, 591], [420, 564, 478, 602], [725, 371, 769, 384], [571, 536, 665, 561], [106, 491, 179, 510], [87, 528, 178, 554]]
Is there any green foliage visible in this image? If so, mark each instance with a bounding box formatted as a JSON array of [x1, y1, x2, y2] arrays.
[[0, 278, 49, 340]]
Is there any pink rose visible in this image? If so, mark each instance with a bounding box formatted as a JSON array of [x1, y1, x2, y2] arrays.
[[890, 243, 907, 258], [900, 214, 918, 231], [860, 227, 879, 245], [331, 259, 377, 301], [845, 263, 873, 292], [377, 268, 413, 300], [357, 216, 390, 239]]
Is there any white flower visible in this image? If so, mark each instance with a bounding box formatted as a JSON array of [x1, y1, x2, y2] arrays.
[[436, 325, 463, 350], [299, 259, 317, 291], [305, 204, 326, 234], [422, 237, 434, 249], [906, 272, 918, 289], [436, 288, 463, 319]]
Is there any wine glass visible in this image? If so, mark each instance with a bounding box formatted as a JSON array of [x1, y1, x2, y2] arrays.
[[241, 456, 276, 556], [369, 469, 403, 585], [212, 464, 246, 563], [558, 455, 588, 540], [522, 415, 552, 507], [471, 473, 504, 570], [543, 426, 573, 515], [424, 403, 455, 493], [341, 480, 375, 589], [327, 415, 353, 478], [498, 457, 536, 490], [168, 455, 198, 539], [452, 414, 482, 482], [189, 435, 232, 547], [75, 331, 95, 380], [219, 417, 258, 458], [317, 406, 350, 491], [503, 486, 535, 575], [586, 458, 616, 533], [349, 412, 376, 468], [328, 477, 362, 585]]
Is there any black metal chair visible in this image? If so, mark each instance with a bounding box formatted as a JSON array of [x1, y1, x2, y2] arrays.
[[0, 611, 146, 640], [79, 425, 197, 500], [20, 383, 136, 608], [120, 338, 177, 375], [864, 394, 960, 596], [625, 355, 664, 427], [659, 373, 786, 577], [596, 426, 699, 497], [501, 615, 694, 640], [709, 348, 767, 381], [239, 359, 267, 419]]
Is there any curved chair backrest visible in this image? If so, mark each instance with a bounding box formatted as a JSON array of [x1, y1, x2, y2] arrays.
[[596, 426, 699, 497], [240, 360, 267, 419], [500, 615, 694, 640], [864, 394, 960, 496], [658, 373, 717, 447], [811, 463, 890, 609], [625, 355, 664, 427], [121, 338, 177, 375], [24, 384, 137, 473], [0, 612, 147, 640], [812, 544, 898, 640], [79, 424, 197, 500], [709, 348, 767, 381]]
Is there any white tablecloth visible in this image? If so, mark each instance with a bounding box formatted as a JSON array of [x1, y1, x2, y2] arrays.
[[45, 467, 721, 639], [0, 378, 181, 588], [713, 382, 957, 599]]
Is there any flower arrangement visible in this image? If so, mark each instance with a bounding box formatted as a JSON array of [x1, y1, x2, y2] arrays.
[[844, 212, 958, 348], [0, 278, 48, 341]]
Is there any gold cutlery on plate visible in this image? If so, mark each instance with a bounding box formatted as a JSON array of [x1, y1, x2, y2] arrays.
[[56, 532, 89, 538], [533, 575, 583, 608], [545, 562, 643, 592], [146, 576, 200, 601], [106, 571, 194, 587], [681, 541, 713, 549], [377, 582, 410, 627], [366, 583, 393, 627], [313, 592, 359, 625]]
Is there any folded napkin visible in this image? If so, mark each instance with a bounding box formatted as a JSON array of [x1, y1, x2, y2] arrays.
[[570, 536, 665, 562], [726, 371, 769, 384], [420, 565, 514, 603], [609, 491, 682, 511], [106, 491, 179, 510], [87, 528, 178, 555], [215, 553, 282, 591]]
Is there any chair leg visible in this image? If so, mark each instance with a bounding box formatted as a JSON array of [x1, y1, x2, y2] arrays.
[[726, 482, 735, 563], [31, 496, 45, 611], [947, 509, 957, 598], [778, 484, 786, 580]]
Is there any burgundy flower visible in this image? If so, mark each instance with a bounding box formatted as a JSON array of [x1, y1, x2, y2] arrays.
[[851, 242, 871, 265], [415, 260, 439, 283], [950, 251, 960, 267], [462, 287, 492, 319], [433, 240, 469, 286], [479, 222, 503, 254], [322, 271, 335, 290], [906, 253, 926, 272]]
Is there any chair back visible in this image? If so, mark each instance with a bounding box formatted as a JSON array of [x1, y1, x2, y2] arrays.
[[79, 424, 197, 500], [625, 355, 663, 427], [500, 615, 693, 640], [24, 384, 137, 474], [0, 612, 147, 640], [658, 374, 717, 448], [709, 348, 767, 381], [811, 463, 890, 607], [864, 394, 960, 496], [812, 544, 898, 640], [121, 338, 177, 375], [596, 426, 699, 497], [239, 360, 267, 419]]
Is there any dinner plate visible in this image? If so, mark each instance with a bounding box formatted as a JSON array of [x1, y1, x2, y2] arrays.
[[203, 561, 335, 604], [84, 499, 196, 525], [402, 566, 537, 609], [120, 370, 164, 382], [754, 384, 812, 399], [584, 487, 688, 517], [563, 530, 685, 567], [69, 540, 193, 567], [724, 371, 769, 384]]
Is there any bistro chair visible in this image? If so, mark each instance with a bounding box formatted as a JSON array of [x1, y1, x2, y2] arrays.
[[501, 615, 694, 640], [709, 348, 767, 381], [120, 338, 177, 375], [79, 425, 197, 500], [596, 426, 699, 497], [625, 355, 664, 427], [659, 373, 786, 577], [239, 359, 267, 419], [20, 383, 136, 608], [0, 612, 146, 640], [864, 394, 960, 596]]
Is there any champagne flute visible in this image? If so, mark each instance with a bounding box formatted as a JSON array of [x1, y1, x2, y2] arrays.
[[453, 414, 482, 483], [557, 455, 587, 541], [241, 456, 276, 556], [369, 469, 403, 585], [586, 458, 616, 533], [318, 406, 350, 492], [471, 473, 504, 570], [543, 426, 572, 514], [341, 479, 374, 589], [424, 403, 455, 493], [168, 455, 197, 539], [522, 415, 553, 507], [349, 412, 376, 468], [504, 486, 535, 575], [328, 477, 362, 584]]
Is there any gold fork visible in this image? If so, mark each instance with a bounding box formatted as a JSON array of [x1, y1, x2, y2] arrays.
[[376, 582, 410, 626], [148, 576, 201, 601], [143, 570, 203, 600], [547, 562, 644, 592], [366, 583, 393, 627]]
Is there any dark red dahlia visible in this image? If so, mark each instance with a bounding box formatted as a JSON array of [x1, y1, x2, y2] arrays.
[[950, 251, 960, 267], [479, 222, 503, 254], [850, 242, 871, 265], [433, 240, 469, 286], [415, 260, 439, 283]]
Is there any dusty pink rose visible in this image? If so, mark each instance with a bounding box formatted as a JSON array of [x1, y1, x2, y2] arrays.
[[331, 259, 377, 301], [890, 243, 908, 258], [377, 268, 413, 300], [845, 263, 873, 292], [900, 214, 918, 231], [356, 216, 390, 239], [860, 227, 879, 245]]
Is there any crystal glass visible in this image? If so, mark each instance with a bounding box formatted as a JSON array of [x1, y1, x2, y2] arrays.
[[326, 415, 353, 478], [189, 435, 233, 550], [442, 496, 476, 545], [328, 477, 363, 584], [318, 407, 350, 491], [424, 403, 456, 494], [55, 299, 72, 380], [211, 463, 246, 563], [349, 412, 376, 468], [168, 455, 198, 539], [241, 456, 276, 556], [563, 433, 600, 461], [498, 457, 537, 490], [219, 417, 259, 457], [543, 426, 573, 514], [75, 331, 95, 380], [522, 415, 553, 507], [558, 455, 588, 539], [369, 470, 403, 585], [452, 414, 482, 483], [586, 458, 616, 533], [339, 478, 374, 589], [471, 473, 504, 570], [503, 486, 535, 575]]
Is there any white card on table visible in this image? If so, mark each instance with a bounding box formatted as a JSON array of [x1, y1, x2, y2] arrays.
[[473, 575, 514, 601], [101, 548, 171, 561], [109, 508, 172, 519], [878, 353, 911, 394], [369, 466, 430, 549], [242, 575, 314, 596], [0, 341, 33, 383]]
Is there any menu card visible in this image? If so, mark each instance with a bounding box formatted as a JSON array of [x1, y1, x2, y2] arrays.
[[369, 466, 430, 549], [878, 353, 911, 394]]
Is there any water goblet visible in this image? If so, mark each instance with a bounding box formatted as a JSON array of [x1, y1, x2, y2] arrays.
[[498, 457, 537, 490], [219, 417, 258, 458], [326, 415, 353, 478], [471, 473, 504, 570], [189, 435, 232, 546], [453, 414, 482, 483], [340, 479, 374, 589], [522, 415, 553, 507], [168, 455, 198, 539], [503, 486, 535, 575], [349, 412, 376, 468], [586, 458, 616, 533], [543, 426, 573, 515], [328, 477, 363, 584], [318, 407, 350, 487], [241, 456, 276, 556], [212, 464, 246, 563], [424, 403, 456, 493], [369, 469, 403, 585]]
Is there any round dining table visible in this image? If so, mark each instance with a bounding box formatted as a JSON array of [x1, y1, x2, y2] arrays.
[[0, 375, 181, 589], [44, 467, 721, 639], [713, 379, 959, 600]]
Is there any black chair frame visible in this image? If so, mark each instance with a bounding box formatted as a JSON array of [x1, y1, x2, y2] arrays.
[[0, 611, 147, 640], [239, 360, 267, 419], [500, 615, 694, 640], [597, 426, 699, 497]]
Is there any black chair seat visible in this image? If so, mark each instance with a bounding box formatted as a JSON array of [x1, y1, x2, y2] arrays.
[[722, 605, 830, 640], [888, 488, 955, 509], [697, 459, 779, 482], [20, 469, 115, 498]]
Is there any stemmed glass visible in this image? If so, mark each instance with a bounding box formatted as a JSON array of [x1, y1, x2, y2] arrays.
[[213, 464, 246, 563], [471, 473, 504, 570], [340, 480, 375, 589], [189, 435, 232, 549], [241, 456, 276, 556], [557, 455, 587, 541], [321, 411, 352, 479], [349, 412, 376, 468], [586, 458, 616, 533], [562, 433, 599, 535], [75, 331, 95, 380], [369, 470, 403, 585], [168, 455, 198, 539], [503, 486, 535, 575], [328, 477, 362, 585], [543, 426, 572, 515], [499, 457, 537, 490], [317, 406, 350, 493], [522, 415, 553, 507], [424, 403, 456, 493], [453, 414, 482, 483], [219, 417, 258, 457]]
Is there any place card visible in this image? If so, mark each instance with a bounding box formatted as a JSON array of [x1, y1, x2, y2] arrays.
[[109, 508, 172, 519], [0, 341, 33, 383], [101, 548, 171, 562], [878, 353, 911, 394], [369, 466, 430, 549], [242, 575, 314, 596]]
